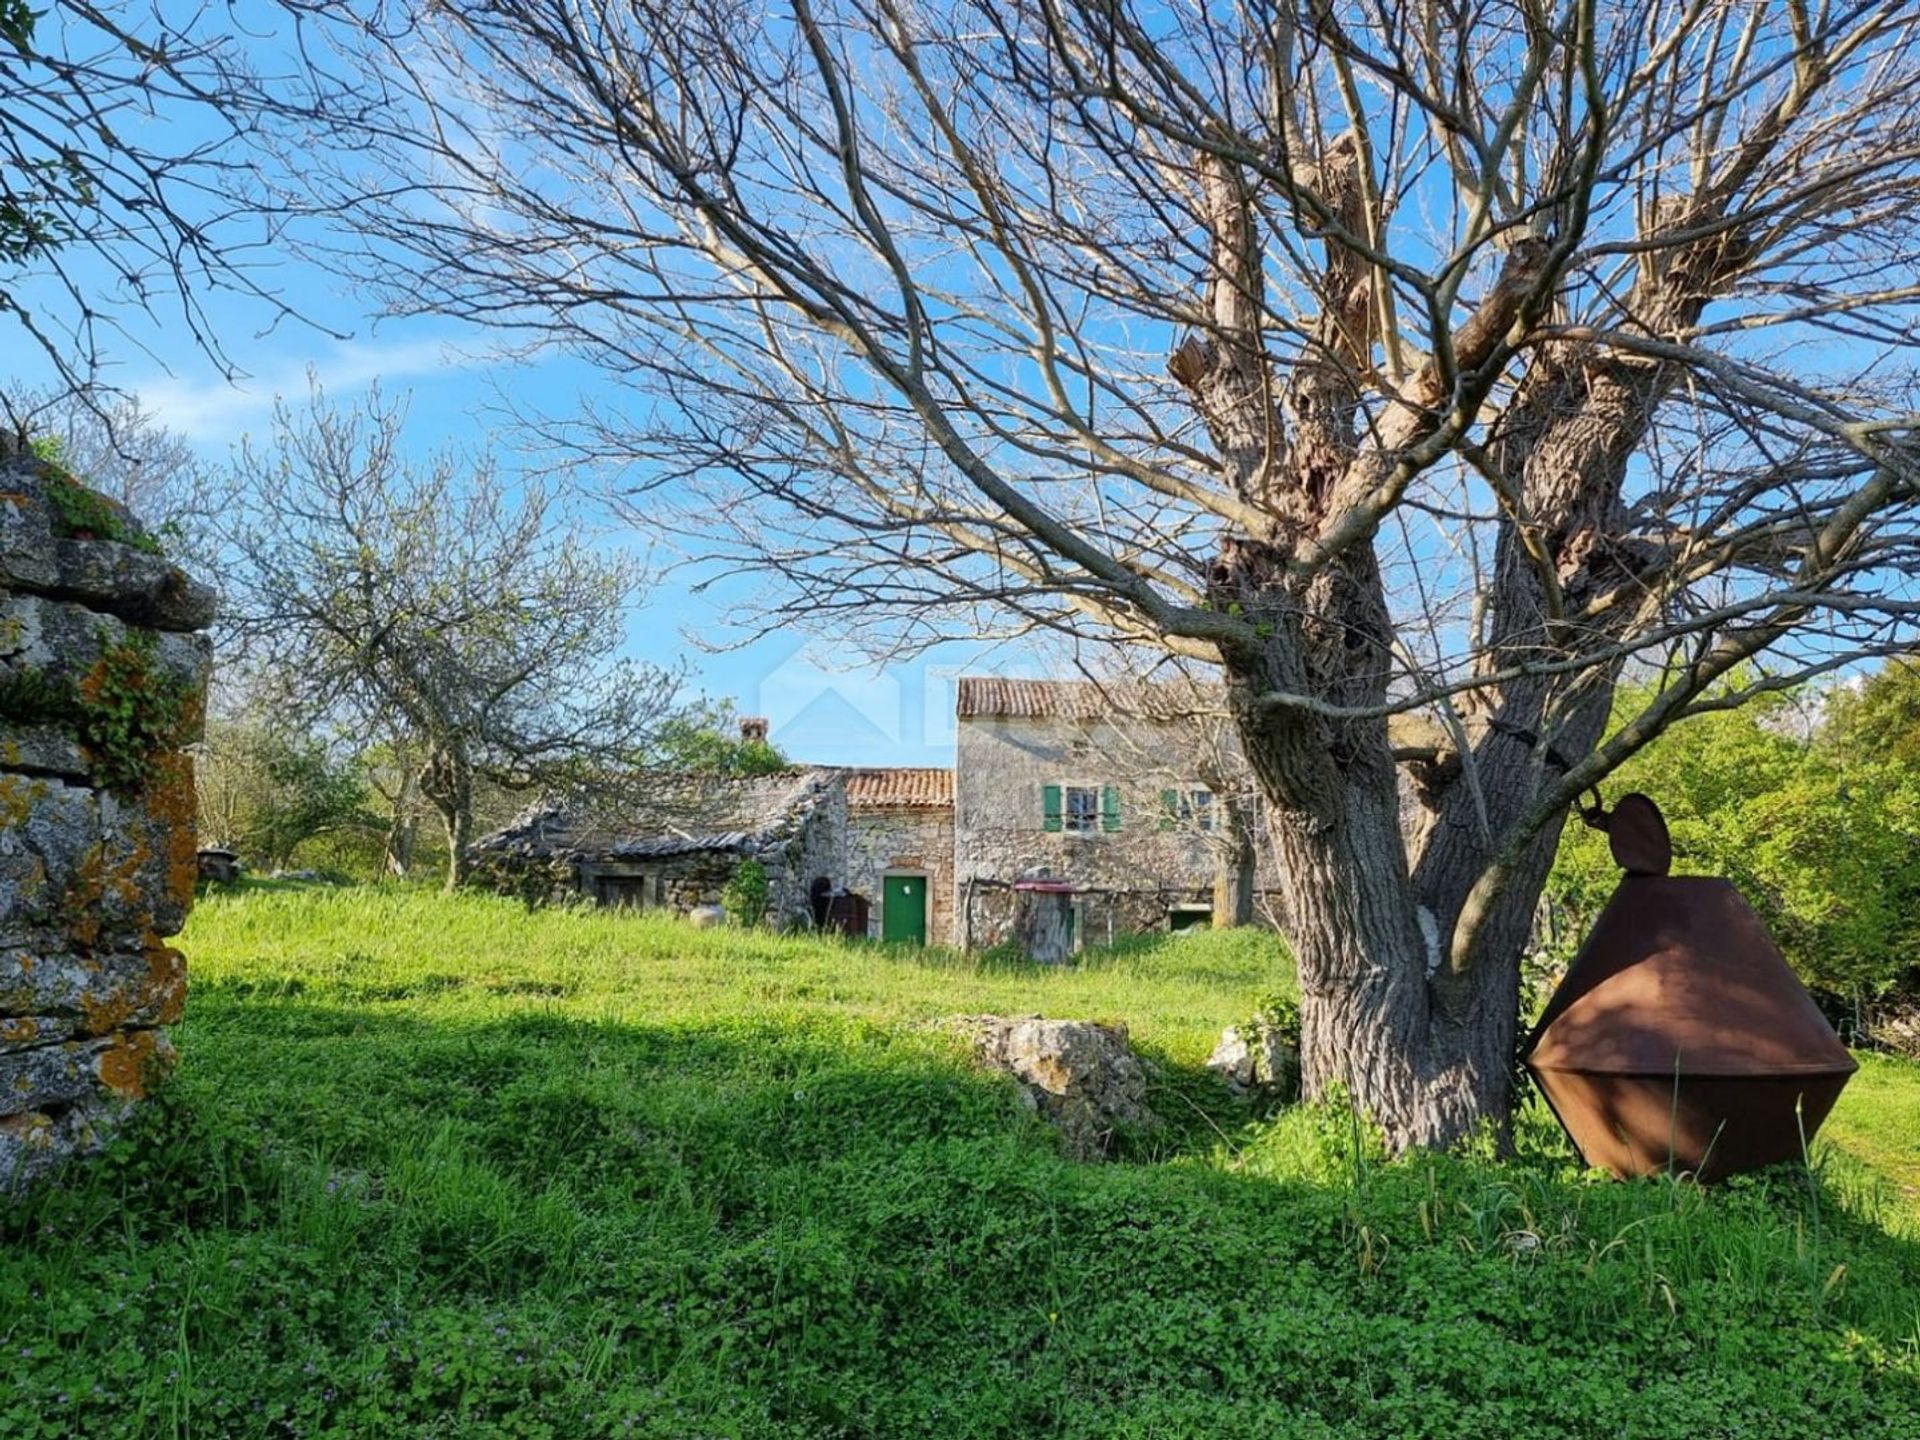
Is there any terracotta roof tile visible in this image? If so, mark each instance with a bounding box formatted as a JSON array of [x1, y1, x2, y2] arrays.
[[954, 677, 1219, 721], [844, 767, 954, 809]]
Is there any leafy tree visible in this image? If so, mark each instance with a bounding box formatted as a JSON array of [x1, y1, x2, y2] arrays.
[[1548, 686, 1920, 1008], [650, 701, 790, 777], [196, 719, 374, 872], [1824, 660, 1920, 770], [282, 3, 1920, 1146], [214, 384, 683, 891]]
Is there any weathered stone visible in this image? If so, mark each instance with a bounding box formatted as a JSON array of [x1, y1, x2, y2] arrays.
[[0, 1096, 134, 1196], [1206, 1022, 1300, 1103], [687, 904, 726, 928], [946, 1014, 1157, 1161], [0, 772, 196, 943], [1, 450, 210, 1196], [0, 484, 59, 590], [0, 939, 185, 1036], [51, 539, 219, 632], [0, 591, 211, 700], [0, 1027, 174, 1111], [0, 722, 90, 780]]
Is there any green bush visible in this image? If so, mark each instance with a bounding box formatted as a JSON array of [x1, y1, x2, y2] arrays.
[[1547, 685, 1920, 1007], [721, 856, 771, 927]]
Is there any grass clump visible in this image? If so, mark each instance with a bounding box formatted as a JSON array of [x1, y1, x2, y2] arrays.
[[2, 886, 1916, 1438]]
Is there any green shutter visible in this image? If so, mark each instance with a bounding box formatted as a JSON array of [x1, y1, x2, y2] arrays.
[[1101, 784, 1122, 832], [1159, 788, 1178, 830], [1042, 783, 1063, 832]]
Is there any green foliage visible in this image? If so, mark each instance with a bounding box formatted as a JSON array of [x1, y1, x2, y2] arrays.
[[30, 437, 161, 554], [721, 856, 771, 927], [0, 0, 35, 50], [1547, 684, 1920, 1004], [1247, 988, 1303, 1052], [74, 630, 189, 794], [650, 699, 791, 776], [1827, 659, 1920, 769], [0, 664, 73, 726], [0, 887, 1914, 1438], [196, 719, 382, 871]]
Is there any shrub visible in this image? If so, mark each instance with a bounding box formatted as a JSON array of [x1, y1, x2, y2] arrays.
[[721, 856, 770, 927]]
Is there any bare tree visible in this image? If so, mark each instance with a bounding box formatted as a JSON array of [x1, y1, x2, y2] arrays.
[[280, 2, 1920, 1146], [1, 3, 307, 397], [214, 384, 682, 891], [1, 386, 209, 544]]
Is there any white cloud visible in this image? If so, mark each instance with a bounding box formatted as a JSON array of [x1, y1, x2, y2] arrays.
[[131, 334, 487, 446]]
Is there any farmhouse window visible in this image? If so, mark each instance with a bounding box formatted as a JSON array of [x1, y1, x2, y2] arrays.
[[1044, 783, 1120, 834], [1158, 787, 1217, 831]]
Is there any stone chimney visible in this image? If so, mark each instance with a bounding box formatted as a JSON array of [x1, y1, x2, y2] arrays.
[[739, 716, 770, 744]]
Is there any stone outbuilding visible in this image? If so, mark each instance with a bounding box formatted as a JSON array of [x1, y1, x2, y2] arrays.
[[844, 767, 954, 946], [951, 678, 1280, 951], [469, 768, 848, 927], [469, 678, 1285, 957]]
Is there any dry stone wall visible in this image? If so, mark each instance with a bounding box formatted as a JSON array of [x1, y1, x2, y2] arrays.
[[0, 438, 214, 1194]]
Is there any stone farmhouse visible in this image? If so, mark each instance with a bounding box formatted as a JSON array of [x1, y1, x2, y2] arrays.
[[471, 678, 1277, 952]]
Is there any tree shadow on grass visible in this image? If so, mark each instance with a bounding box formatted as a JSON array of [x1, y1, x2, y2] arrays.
[[5, 993, 1918, 1440]]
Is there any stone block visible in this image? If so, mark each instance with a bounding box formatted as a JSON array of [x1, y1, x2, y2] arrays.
[[0, 1027, 173, 1112], [0, 483, 59, 590], [0, 723, 90, 781], [0, 591, 211, 699], [0, 774, 195, 944], [50, 538, 216, 632]]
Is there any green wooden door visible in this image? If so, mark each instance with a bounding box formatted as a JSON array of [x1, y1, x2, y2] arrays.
[[882, 874, 928, 945]]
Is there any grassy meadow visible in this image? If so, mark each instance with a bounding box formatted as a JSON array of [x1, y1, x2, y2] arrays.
[[3, 883, 1918, 1438]]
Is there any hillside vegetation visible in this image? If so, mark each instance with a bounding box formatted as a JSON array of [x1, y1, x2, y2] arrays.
[[3, 886, 1917, 1438]]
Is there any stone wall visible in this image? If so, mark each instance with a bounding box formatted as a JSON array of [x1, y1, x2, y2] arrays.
[[565, 773, 849, 928], [846, 806, 955, 944], [953, 712, 1281, 950], [0, 440, 214, 1194]]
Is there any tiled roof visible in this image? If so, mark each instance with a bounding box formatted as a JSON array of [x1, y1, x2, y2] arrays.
[[954, 677, 1220, 721], [471, 768, 837, 860], [844, 767, 954, 809]]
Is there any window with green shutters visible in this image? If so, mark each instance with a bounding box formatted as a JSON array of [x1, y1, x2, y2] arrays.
[[1159, 786, 1217, 831], [1044, 783, 1110, 834]]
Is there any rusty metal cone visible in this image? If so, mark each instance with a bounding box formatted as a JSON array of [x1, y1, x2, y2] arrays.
[[1522, 794, 1857, 1182]]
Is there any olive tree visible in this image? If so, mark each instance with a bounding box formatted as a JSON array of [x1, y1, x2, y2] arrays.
[[278, 1, 1920, 1146], [215, 385, 681, 890]]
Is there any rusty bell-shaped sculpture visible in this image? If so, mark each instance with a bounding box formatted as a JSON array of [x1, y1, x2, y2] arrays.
[[1522, 793, 1857, 1182]]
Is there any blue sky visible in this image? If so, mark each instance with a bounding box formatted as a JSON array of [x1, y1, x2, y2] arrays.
[[4, 10, 1025, 768]]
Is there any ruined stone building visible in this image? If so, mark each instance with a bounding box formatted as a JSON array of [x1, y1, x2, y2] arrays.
[[471, 677, 1277, 952]]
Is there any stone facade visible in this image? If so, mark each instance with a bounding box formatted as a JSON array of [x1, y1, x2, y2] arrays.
[[847, 806, 955, 944], [0, 441, 215, 1194], [471, 683, 1283, 956], [473, 768, 849, 929], [952, 685, 1279, 951]]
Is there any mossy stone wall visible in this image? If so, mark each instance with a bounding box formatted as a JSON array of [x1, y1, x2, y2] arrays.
[[0, 436, 214, 1194]]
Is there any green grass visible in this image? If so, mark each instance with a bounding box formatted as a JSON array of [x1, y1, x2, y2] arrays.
[[3, 884, 1918, 1438]]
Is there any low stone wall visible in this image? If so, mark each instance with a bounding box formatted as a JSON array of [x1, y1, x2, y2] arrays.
[[0, 440, 214, 1194]]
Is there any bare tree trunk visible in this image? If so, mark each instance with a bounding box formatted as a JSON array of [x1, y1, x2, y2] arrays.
[[384, 765, 420, 877], [420, 745, 475, 894], [1211, 805, 1257, 928]]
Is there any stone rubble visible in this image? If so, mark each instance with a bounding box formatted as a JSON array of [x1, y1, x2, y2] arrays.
[[945, 1014, 1157, 1161], [1205, 1021, 1300, 1103]]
